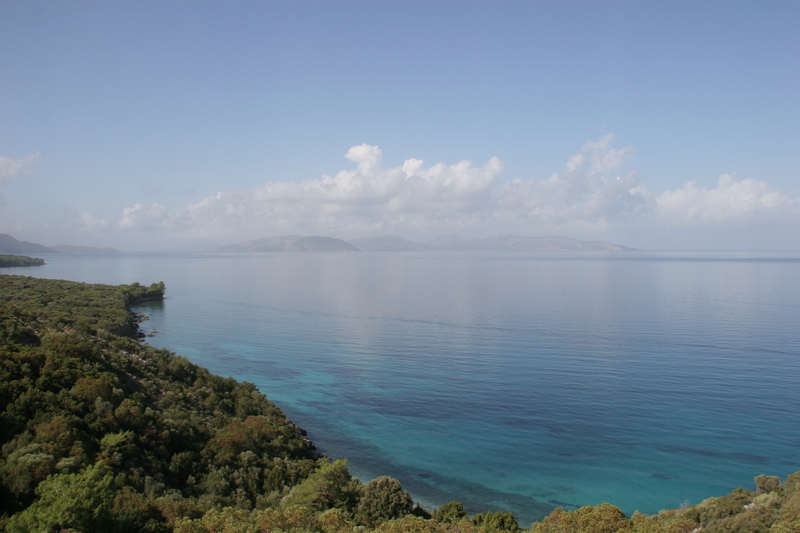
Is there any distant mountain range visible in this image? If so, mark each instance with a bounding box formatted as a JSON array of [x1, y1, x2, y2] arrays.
[[48, 245, 122, 254], [0, 232, 636, 255], [214, 235, 636, 253], [0, 233, 53, 254], [213, 235, 359, 253], [0, 233, 120, 255], [425, 235, 635, 252], [348, 235, 435, 251]]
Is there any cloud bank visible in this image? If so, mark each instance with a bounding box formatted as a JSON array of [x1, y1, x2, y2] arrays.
[[111, 134, 798, 248], [656, 174, 793, 224]]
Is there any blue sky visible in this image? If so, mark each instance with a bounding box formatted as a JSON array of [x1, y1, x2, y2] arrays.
[[1, 0, 798, 251]]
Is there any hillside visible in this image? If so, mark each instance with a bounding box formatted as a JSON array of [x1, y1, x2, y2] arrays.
[[0, 234, 122, 255], [0, 275, 425, 532], [0, 234, 54, 254], [1, 275, 798, 533]]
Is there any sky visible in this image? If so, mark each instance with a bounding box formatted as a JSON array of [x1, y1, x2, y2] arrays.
[[1, 0, 798, 251]]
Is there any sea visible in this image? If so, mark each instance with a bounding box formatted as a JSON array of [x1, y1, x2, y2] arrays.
[[11, 250, 800, 525]]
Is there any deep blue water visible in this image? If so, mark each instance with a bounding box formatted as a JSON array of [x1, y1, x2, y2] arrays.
[[14, 251, 800, 524]]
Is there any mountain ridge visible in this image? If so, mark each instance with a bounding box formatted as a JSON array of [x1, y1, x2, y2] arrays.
[[49, 244, 122, 254], [212, 235, 358, 253], [0, 233, 122, 254], [215, 234, 637, 253], [0, 232, 638, 254], [0, 233, 55, 254]]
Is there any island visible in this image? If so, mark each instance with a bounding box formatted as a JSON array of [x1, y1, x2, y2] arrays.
[[0, 274, 797, 532]]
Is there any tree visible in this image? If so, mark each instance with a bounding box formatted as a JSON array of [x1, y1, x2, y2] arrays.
[[373, 514, 440, 533], [754, 474, 781, 494], [434, 501, 468, 523], [317, 507, 356, 533], [531, 503, 631, 533], [355, 476, 414, 528], [174, 507, 256, 533], [472, 510, 519, 532], [282, 459, 360, 512], [6, 461, 116, 533]]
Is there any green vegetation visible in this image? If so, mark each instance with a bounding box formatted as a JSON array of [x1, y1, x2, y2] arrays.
[[1, 273, 799, 532], [1, 275, 318, 532], [0, 255, 44, 268]]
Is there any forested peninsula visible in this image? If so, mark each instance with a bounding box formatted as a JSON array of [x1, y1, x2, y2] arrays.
[[0, 255, 45, 268], [1, 275, 799, 532]]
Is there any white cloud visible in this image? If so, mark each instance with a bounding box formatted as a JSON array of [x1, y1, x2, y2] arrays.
[[345, 143, 383, 176], [0, 153, 41, 185], [656, 174, 797, 224], [581, 133, 635, 175], [113, 135, 799, 247], [494, 134, 647, 232], [118, 145, 505, 236]]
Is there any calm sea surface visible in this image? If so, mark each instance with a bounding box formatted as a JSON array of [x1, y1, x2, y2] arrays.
[[15, 251, 800, 524]]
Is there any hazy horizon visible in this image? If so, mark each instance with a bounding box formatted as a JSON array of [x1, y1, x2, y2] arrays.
[[2, 1, 798, 252]]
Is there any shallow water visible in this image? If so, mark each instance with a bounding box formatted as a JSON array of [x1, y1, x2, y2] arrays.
[[17, 251, 800, 524]]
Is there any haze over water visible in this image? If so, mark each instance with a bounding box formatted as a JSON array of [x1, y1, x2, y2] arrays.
[[19, 251, 800, 524]]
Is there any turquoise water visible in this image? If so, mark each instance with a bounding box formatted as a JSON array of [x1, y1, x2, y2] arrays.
[[16, 251, 800, 524]]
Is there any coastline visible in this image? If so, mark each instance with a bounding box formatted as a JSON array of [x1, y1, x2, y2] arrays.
[[6, 264, 800, 523]]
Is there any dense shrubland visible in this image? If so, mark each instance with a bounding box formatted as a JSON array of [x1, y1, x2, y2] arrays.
[[1, 274, 798, 532]]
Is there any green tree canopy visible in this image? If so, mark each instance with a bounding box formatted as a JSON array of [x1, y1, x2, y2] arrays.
[[281, 459, 360, 512], [355, 476, 414, 528], [433, 500, 468, 524]]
